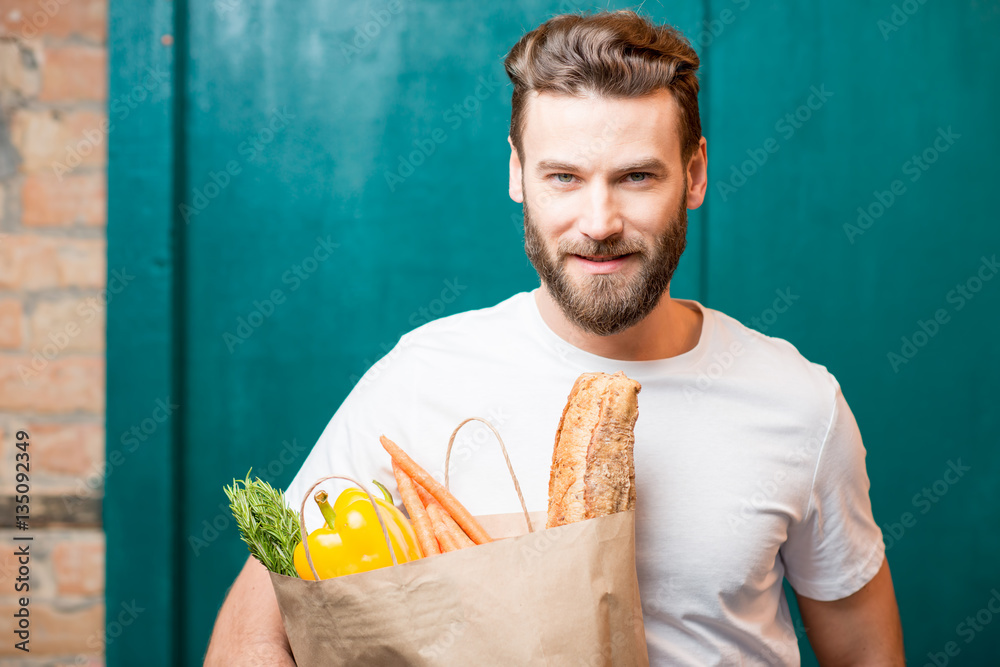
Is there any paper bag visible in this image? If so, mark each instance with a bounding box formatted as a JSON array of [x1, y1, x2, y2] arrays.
[[269, 418, 649, 666]]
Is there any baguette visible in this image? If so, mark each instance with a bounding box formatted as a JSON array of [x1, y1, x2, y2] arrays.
[[546, 371, 641, 529]]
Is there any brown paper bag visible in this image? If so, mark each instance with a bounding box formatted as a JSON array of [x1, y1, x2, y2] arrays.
[[269, 419, 649, 666]]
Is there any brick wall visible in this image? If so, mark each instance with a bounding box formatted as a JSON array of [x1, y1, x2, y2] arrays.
[[1, 1, 109, 664]]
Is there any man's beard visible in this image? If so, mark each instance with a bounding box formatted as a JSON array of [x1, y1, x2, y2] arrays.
[[522, 191, 688, 337]]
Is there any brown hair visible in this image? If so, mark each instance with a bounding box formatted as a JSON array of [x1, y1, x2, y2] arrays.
[[504, 10, 701, 164]]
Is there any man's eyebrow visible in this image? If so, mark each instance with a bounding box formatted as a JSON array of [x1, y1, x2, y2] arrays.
[[534, 157, 670, 175]]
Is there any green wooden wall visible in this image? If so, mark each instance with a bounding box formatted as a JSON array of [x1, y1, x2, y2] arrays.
[[107, 1, 1000, 664]]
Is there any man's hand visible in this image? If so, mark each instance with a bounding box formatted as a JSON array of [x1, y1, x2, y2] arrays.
[[204, 556, 294, 666], [795, 555, 905, 666]]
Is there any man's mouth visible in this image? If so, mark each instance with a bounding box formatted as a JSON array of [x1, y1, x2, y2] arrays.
[[570, 252, 636, 274], [574, 253, 633, 262]]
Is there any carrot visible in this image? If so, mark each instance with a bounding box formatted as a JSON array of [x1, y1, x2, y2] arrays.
[[380, 435, 492, 544], [440, 508, 475, 548], [425, 502, 464, 552], [413, 481, 435, 507], [414, 484, 457, 548], [416, 484, 475, 549], [391, 461, 440, 557]]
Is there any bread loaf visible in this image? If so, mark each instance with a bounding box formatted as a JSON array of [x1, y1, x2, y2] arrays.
[[546, 371, 641, 529]]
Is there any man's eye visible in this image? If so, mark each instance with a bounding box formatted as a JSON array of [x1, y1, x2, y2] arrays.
[[626, 172, 653, 182], [554, 173, 575, 183]]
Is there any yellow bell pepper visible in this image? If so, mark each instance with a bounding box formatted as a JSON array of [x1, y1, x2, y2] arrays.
[[293, 480, 422, 580]]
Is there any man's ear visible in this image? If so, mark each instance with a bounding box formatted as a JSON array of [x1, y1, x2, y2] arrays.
[[685, 136, 708, 210], [508, 135, 524, 204]]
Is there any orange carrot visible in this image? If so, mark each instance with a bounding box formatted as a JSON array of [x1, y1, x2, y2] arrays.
[[413, 481, 435, 507], [417, 485, 475, 549], [440, 509, 475, 548], [391, 461, 440, 557], [380, 434, 492, 545], [425, 502, 463, 552], [415, 484, 457, 548]]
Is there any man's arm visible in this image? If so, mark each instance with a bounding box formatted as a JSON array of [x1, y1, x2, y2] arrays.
[[204, 556, 294, 666], [794, 556, 905, 666]]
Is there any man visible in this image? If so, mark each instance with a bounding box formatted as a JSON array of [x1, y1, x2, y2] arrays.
[[207, 10, 905, 665]]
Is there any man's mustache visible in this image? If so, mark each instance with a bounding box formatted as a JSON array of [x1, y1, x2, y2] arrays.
[[558, 240, 647, 257]]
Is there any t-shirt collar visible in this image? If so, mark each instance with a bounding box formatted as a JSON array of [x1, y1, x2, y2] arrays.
[[523, 286, 715, 376]]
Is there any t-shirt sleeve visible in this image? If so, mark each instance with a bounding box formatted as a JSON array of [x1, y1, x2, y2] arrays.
[[780, 378, 886, 601]]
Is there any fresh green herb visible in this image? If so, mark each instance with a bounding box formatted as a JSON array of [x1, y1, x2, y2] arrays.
[[224, 471, 301, 577]]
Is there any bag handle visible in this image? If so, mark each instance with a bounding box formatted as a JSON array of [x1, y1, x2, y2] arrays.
[[296, 474, 398, 581], [444, 417, 534, 534]]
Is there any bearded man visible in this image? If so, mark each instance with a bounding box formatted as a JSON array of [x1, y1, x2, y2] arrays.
[[207, 10, 904, 665]]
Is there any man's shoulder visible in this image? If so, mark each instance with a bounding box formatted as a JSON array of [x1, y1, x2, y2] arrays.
[[402, 289, 532, 344], [352, 290, 534, 390], [705, 303, 842, 410]]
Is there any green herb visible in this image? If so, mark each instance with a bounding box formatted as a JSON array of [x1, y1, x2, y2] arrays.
[[224, 471, 301, 577]]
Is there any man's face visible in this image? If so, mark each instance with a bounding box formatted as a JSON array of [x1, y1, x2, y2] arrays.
[[509, 89, 703, 336]]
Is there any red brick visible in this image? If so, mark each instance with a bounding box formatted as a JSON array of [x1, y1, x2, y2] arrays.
[[39, 44, 107, 102], [0, 355, 104, 413], [0, 600, 104, 656], [55, 657, 103, 667], [29, 297, 105, 354], [22, 171, 106, 226], [0, 298, 25, 348], [0, 235, 106, 290], [9, 109, 107, 174], [29, 422, 104, 478], [0, 0, 108, 43], [52, 534, 105, 596], [0, 39, 41, 100]]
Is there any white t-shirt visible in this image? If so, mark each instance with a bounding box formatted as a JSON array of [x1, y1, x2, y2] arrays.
[[285, 289, 885, 666]]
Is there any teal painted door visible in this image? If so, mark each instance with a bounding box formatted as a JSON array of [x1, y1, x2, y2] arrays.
[[107, 1, 999, 665], [704, 4, 1000, 664]]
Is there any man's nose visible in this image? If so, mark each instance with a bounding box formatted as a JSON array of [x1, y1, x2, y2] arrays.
[[577, 182, 623, 241]]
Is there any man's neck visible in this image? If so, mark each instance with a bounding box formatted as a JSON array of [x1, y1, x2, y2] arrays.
[[534, 285, 703, 362]]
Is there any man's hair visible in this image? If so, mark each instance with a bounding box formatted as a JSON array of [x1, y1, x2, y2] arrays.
[[503, 10, 701, 164]]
